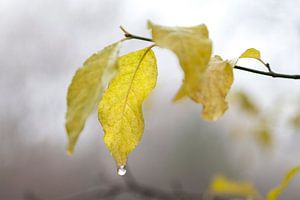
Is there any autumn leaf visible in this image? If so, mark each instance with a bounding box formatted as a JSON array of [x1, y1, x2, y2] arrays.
[[255, 121, 272, 148], [228, 48, 265, 70], [147, 21, 212, 101], [210, 175, 260, 198], [193, 56, 234, 121], [65, 42, 121, 155], [240, 48, 261, 59], [239, 48, 266, 66], [98, 47, 157, 167], [266, 165, 300, 200], [234, 90, 259, 115]]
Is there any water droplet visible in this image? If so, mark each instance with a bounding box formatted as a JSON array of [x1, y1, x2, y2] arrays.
[[117, 165, 126, 176]]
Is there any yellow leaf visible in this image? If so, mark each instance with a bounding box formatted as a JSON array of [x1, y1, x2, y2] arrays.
[[238, 48, 267, 66], [98, 47, 157, 167], [148, 22, 231, 120], [266, 165, 300, 200], [65, 42, 121, 155], [148, 21, 212, 101], [239, 48, 261, 59], [193, 56, 234, 121], [234, 90, 259, 115], [255, 121, 272, 149], [210, 175, 260, 198]]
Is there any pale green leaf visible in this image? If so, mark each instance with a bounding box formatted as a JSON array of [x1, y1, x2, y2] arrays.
[[98, 47, 157, 167], [266, 165, 300, 200], [65, 42, 121, 155], [147, 21, 212, 101]]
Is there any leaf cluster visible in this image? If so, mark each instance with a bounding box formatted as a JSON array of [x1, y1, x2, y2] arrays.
[[65, 21, 269, 168]]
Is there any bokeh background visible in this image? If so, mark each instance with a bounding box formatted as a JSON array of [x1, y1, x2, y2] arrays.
[[1, 0, 300, 199]]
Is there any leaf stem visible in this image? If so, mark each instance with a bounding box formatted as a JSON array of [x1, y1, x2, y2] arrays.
[[120, 26, 154, 42], [120, 26, 300, 80]]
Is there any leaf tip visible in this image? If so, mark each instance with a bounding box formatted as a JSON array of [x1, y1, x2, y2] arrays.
[[266, 165, 300, 200], [202, 102, 229, 122], [173, 85, 187, 102], [66, 140, 75, 156], [147, 20, 153, 29], [66, 150, 73, 156]]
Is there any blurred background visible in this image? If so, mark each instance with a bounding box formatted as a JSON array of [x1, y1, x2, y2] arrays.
[[0, 0, 300, 199]]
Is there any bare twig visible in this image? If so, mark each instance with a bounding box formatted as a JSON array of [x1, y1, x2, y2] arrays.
[[120, 26, 300, 80], [27, 167, 203, 200], [24, 168, 255, 200]]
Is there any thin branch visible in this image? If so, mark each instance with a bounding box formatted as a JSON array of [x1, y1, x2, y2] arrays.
[[120, 26, 154, 42], [264, 63, 273, 73], [234, 65, 300, 79], [30, 166, 203, 200], [25, 168, 253, 200], [120, 26, 300, 80]]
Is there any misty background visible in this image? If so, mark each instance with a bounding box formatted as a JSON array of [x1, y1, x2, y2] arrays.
[[0, 0, 300, 199]]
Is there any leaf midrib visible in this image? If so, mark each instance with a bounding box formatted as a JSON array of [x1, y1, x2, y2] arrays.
[[119, 47, 153, 135]]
